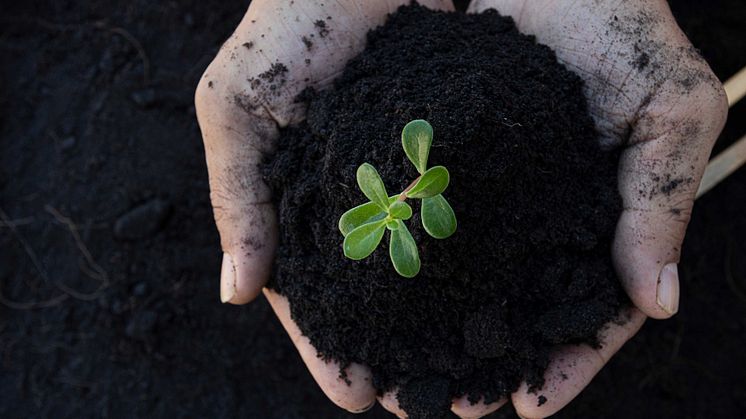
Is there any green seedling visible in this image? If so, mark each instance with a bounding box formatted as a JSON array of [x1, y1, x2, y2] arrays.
[[338, 119, 457, 277]]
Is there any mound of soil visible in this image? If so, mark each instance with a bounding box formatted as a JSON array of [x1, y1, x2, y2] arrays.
[[265, 5, 627, 417]]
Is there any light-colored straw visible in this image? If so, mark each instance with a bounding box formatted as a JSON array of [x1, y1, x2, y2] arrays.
[[695, 67, 746, 198]]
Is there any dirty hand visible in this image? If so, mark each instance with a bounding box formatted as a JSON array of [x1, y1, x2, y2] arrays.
[[456, 0, 727, 417], [194, 0, 458, 416], [195, 0, 728, 418]]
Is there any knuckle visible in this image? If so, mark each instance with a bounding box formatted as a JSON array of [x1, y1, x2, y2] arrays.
[[687, 73, 729, 129], [194, 69, 223, 121], [707, 81, 729, 125], [208, 185, 238, 225]]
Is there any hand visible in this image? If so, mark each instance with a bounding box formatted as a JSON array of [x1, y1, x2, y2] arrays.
[[453, 0, 727, 417], [195, 0, 727, 417], [194, 0, 455, 414]]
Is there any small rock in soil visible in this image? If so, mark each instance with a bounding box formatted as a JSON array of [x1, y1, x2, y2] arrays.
[[114, 199, 171, 240]]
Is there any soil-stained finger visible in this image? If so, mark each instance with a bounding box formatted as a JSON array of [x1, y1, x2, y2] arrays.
[[263, 289, 377, 412], [378, 391, 408, 418], [511, 309, 646, 418], [451, 394, 507, 418]]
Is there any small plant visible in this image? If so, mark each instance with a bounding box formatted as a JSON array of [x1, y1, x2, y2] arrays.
[[338, 119, 457, 277]]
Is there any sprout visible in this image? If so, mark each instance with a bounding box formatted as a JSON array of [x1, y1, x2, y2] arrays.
[[338, 119, 457, 277]]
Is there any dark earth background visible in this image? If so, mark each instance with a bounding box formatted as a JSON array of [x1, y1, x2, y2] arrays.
[[1, 0, 744, 418]]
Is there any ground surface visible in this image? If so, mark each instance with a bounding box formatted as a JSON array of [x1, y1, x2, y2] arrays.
[[0, 0, 744, 418]]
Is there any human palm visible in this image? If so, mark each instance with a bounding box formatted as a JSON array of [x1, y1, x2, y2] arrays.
[[195, 1, 726, 417]]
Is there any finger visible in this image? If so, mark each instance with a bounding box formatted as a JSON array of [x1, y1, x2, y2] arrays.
[[451, 395, 507, 418], [378, 388, 508, 418], [613, 73, 728, 318], [512, 309, 646, 418], [378, 391, 408, 418], [196, 78, 278, 304], [264, 289, 377, 412], [604, 0, 728, 321], [467, 0, 525, 16]]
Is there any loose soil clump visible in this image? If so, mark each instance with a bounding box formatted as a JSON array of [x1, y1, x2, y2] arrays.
[[264, 5, 628, 418]]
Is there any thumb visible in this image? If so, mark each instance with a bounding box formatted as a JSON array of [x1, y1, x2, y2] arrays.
[[195, 74, 278, 305], [614, 80, 727, 319]]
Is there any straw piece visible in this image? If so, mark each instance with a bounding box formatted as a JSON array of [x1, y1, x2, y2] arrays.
[[697, 133, 746, 199], [724, 66, 746, 107]]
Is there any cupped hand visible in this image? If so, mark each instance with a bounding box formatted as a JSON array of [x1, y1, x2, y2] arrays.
[[195, 0, 727, 418], [195, 0, 455, 414], [454, 0, 727, 417]]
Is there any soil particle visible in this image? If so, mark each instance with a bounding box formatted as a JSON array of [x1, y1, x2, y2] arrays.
[[301, 35, 313, 50], [633, 51, 650, 70], [314, 19, 330, 37], [242, 41, 254, 50], [259, 62, 288, 83], [538, 395, 548, 406], [113, 199, 171, 240], [256, 62, 289, 92], [661, 178, 684, 194], [265, 5, 627, 418]]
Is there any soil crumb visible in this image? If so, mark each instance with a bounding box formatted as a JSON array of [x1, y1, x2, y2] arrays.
[[264, 5, 627, 418], [314, 19, 329, 37]]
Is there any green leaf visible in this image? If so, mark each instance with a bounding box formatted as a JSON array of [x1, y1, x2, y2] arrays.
[[388, 201, 413, 220], [406, 166, 450, 199], [385, 220, 399, 231], [356, 163, 389, 211], [343, 220, 387, 260], [338, 201, 387, 237], [401, 119, 433, 174], [421, 194, 457, 239], [389, 220, 420, 277]]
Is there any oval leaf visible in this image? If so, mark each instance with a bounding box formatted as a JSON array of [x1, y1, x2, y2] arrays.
[[389, 220, 420, 278], [338, 201, 387, 236], [356, 163, 389, 211], [343, 220, 386, 260], [406, 166, 449, 199], [421, 194, 457, 239], [385, 220, 399, 231], [401, 119, 433, 174], [388, 201, 413, 220]]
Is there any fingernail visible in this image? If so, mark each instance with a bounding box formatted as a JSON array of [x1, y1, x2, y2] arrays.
[[352, 401, 376, 413], [220, 253, 237, 303], [656, 263, 680, 315]]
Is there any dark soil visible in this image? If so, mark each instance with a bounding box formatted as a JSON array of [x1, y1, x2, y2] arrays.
[[1, 1, 745, 418], [265, 6, 626, 417]]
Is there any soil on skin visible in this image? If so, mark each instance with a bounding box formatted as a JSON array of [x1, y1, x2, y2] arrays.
[[1, 0, 746, 418], [265, 6, 627, 417]]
